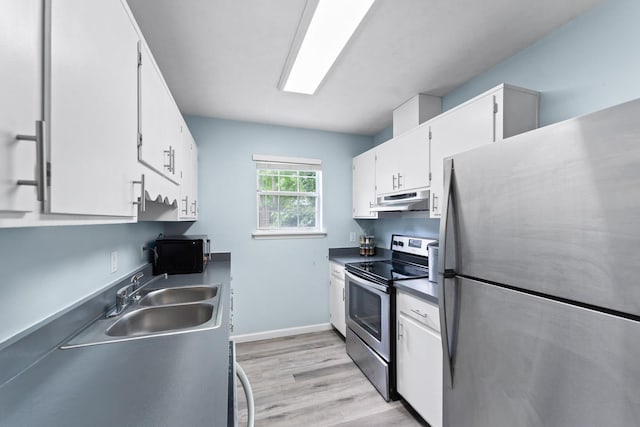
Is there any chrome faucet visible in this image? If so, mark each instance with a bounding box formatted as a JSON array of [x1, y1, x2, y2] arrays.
[[106, 272, 168, 318]]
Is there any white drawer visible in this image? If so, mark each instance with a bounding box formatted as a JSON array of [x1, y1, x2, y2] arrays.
[[329, 261, 345, 279], [396, 289, 440, 333]]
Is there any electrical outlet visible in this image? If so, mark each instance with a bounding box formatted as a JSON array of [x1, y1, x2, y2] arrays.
[[110, 251, 118, 273], [349, 232, 356, 243]]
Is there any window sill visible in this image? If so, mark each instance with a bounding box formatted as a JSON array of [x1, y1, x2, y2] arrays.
[[252, 230, 327, 240]]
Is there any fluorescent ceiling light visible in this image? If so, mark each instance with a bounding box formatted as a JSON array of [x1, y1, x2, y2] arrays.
[[281, 0, 375, 95]]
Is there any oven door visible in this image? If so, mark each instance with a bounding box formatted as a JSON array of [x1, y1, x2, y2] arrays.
[[345, 271, 391, 361]]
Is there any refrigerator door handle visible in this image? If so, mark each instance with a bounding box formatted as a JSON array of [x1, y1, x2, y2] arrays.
[[439, 157, 458, 388]]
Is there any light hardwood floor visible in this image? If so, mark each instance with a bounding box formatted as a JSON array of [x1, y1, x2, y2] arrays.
[[234, 330, 428, 427]]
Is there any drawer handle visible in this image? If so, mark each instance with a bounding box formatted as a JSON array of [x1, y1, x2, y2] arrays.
[[410, 308, 428, 318]]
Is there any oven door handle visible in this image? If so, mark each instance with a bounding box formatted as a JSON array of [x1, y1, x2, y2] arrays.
[[345, 271, 389, 294]]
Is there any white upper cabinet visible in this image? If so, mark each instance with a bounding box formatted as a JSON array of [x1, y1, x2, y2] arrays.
[[46, 0, 139, 217], [179, 123, 198, 220], [0, 0, 197, 227], [375, 123, 430, 196], [138, 40, 182, 184], [0, 0, 42, 213], [429, 84, 539, 217], [352, 149, 377, 219]]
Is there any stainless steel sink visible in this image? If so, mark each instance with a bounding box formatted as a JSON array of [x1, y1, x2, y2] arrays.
[[139, 285, 217, 306], [61, 283, 223, 349], [106, 303, 214, 337]]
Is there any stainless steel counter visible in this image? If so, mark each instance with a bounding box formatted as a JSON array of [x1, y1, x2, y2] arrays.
[[0, 256, 232, 427]]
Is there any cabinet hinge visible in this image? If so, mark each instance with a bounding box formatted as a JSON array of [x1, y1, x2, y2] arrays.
[[493, 101, 498, 114], [137, 132, 143, 148], [428, 128, 432, 140], [429, 172, 432, 181], [47, 162, 51, 184]]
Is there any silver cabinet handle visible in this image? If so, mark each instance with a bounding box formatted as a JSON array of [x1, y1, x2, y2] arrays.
[[392, 174, 397, 190], [432, 193, 438, 213], [133, 174, 146, 212], [171, 147, 176, 173], [342, 287, 345, 302], [181, 196, 189, 215], [191, 200, 197, 215], [411, 308, 428, 318], [164, 145, 173, 172], [397, 172, 403, 188], [398, 321, 404, 341], [16, 120, 47, 203]]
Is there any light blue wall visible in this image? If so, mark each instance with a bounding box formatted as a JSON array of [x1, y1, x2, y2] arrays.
[[0, 222, 163, 346], [168, 116, 372, 335], [372, 0, 640, 244], [443, 0, 640, 125], [372, 126, 392, 146]]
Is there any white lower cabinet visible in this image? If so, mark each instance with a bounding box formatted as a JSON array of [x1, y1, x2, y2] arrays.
[[396, 289, 442, 427], [329, 261, 346, 336]]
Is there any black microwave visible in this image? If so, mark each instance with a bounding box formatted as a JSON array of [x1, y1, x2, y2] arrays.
[[153, 235, 210, 275]]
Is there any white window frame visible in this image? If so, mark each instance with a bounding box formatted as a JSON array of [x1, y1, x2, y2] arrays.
[[252, 154, 326, 239]]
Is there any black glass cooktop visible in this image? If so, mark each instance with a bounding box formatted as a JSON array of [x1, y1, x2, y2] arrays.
[[346, 259, 429, 284]]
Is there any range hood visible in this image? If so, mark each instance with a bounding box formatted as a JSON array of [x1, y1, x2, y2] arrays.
[[370, 189, 430, 212]]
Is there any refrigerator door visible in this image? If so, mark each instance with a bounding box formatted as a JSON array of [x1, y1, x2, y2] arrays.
[[447, 98, 640, 316], [443, 276, 640, 427]]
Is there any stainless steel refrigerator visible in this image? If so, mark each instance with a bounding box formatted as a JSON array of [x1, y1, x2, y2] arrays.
[[438, 98, 640, 427]]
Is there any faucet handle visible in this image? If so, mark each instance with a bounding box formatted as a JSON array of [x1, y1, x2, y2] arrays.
[[131, 272, 144, 284]]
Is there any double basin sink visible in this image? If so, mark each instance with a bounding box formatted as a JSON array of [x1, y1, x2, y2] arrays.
[[62, 284, 222, 349]]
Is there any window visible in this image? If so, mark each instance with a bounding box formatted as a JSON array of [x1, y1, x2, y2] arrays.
[[253, 155, 324, 238]]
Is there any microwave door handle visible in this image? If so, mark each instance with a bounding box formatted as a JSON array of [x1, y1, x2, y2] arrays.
[[206, 239, 211, 261]]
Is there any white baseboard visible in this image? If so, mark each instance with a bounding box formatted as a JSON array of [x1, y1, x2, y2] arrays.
[[231, 323, 333, 343]]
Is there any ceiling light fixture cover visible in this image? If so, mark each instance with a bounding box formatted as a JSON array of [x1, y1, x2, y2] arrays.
[[281, 0, 375, 95]]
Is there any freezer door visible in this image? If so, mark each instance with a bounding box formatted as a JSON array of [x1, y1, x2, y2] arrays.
[[443, 276, 640, 427], [447, 98, 640, 316]]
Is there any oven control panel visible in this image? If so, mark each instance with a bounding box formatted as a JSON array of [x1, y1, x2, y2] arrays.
[[391, 235, 437, 257]]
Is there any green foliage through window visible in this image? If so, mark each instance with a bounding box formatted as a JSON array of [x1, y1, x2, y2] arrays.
[[256, 167, 321, 231]]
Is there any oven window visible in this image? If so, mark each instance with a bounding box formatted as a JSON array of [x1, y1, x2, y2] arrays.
[[349, 283, 382, 341]]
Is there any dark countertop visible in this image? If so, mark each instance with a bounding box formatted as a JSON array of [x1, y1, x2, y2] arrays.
[[330, 247, 438, 303], [328, 247, 391, 266], [394, 278, 439, 305], [0, 257, 231, 427]]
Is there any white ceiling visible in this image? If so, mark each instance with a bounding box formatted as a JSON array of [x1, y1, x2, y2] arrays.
[[127, 0, 605, 136]]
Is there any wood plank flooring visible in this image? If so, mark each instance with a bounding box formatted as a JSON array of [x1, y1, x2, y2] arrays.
[[234, 330, 428, 427]]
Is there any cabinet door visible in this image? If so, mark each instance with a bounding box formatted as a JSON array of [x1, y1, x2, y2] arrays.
[[374, 139, 399, 196], [375, 124, 430, 196], [329, 262, 346, 336], [0, 0, 41, 212], [179, 124, 198, 220], [429, 94, 496, 217], [139, 41, 181, 183], [352, 149, 377, 218], [395, 124, 430, 192], [47, 0, 138, 216], [397, 312, 443, 427]]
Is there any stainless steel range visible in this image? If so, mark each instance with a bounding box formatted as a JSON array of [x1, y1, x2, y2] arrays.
[[345, 234, 437, 401]]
